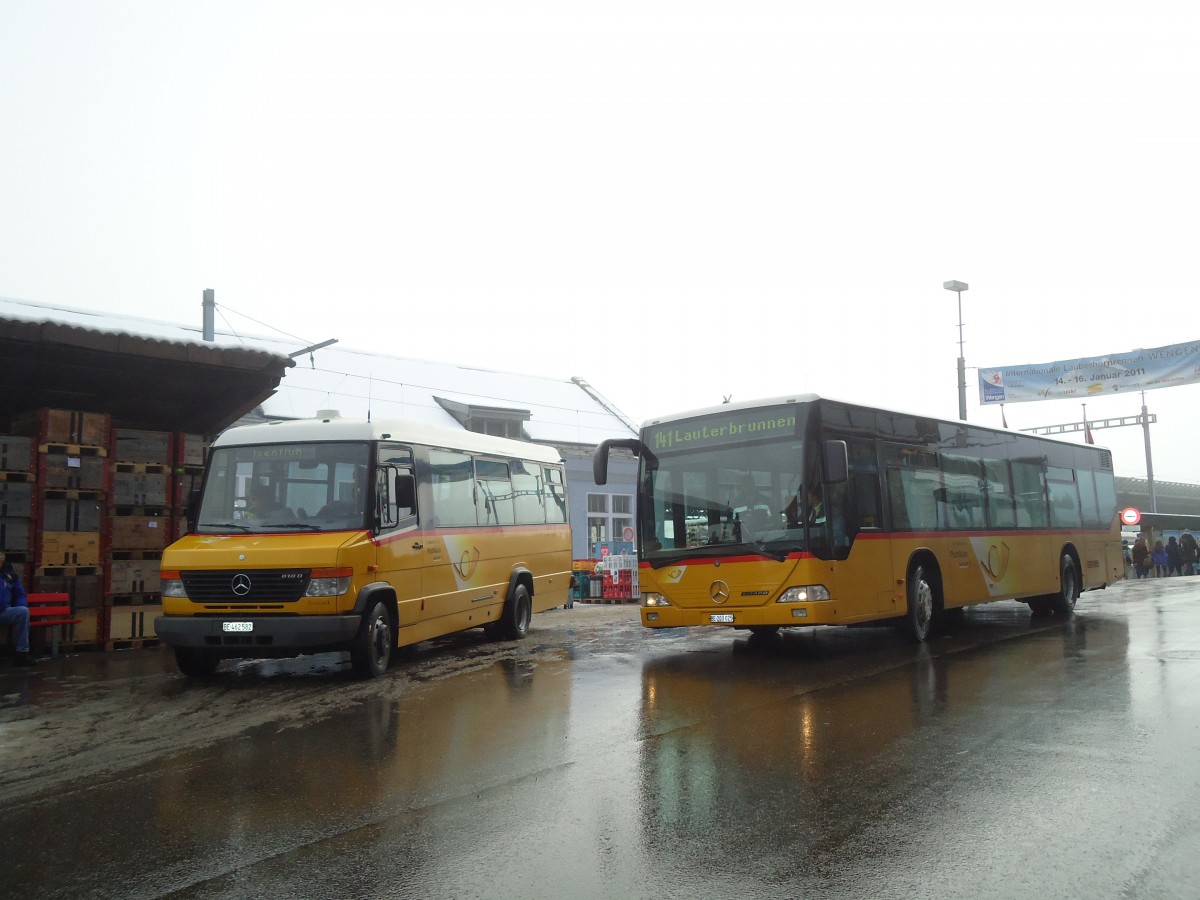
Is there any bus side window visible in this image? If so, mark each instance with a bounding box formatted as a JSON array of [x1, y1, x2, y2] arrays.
[[429, 449, 477, 527], [512, 459, 545, 525], [1011, 459, 1049, 528], [476, 459, 515, 525], [375, 465, 416, 532], [544, 466, 567, 523], [984, 459, 1016, 529]]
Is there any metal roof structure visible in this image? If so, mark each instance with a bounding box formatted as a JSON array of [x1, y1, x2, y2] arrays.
[[0, 295, 638, 446], [1116, 476, 1200, 517], [0, 296, 293, 435]]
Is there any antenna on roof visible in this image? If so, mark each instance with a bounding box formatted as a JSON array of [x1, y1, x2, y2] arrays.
[[367, 374, 373, 423]]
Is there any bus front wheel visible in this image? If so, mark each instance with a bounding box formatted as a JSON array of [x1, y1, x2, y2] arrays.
[[746, 625, 781, 641], [175, 647, 220, 678], [351, 600, 393, 678], [904, 564, 936, 643]]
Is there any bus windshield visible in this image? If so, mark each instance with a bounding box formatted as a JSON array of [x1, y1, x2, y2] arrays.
[[639, 404, 818, 563], [196, 442, 370, 533]]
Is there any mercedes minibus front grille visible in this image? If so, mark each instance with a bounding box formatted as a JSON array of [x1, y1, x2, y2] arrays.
[[180, 570, 309, 604]]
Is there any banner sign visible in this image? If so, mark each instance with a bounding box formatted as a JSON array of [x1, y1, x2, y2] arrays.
[[979, 340, 1200, 405]]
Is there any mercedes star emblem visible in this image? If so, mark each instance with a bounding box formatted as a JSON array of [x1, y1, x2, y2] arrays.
[[231, 574, 252, 597]]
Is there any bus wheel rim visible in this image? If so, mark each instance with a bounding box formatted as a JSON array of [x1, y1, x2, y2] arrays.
[[916, 580, 933, 629], [373, 615, 390, 665]]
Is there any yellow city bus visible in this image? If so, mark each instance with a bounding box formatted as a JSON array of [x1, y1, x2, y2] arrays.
[[594, 394, 1124, 641], [157, 415, 571, 677]]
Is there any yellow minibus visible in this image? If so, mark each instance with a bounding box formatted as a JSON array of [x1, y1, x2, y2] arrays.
[[158, 415, 571, 677]]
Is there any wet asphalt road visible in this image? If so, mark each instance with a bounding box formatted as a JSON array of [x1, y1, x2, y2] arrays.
[[2, 578, 1200, 899]]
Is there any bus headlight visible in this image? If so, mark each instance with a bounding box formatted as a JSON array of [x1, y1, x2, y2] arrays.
[[641, 592, 672, 608], [160, 572, 188, 599], [778, 585, 831, 603], [306, 568, 353, 597]]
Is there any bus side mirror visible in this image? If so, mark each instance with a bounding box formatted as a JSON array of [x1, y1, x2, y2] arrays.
[[185, 489, 201, 534], [824, 440, 848, 484], [593, 438, 644, 486]]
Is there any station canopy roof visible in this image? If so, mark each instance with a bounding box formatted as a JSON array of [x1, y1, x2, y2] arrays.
[[0, 297, 294, 435], [0, 294, 639, 448]]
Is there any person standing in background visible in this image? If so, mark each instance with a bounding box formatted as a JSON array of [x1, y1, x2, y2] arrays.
[[1179, 529, 1198, 576], [1166, 536, 1184, 576], [1131, 536, 1150, 578], [1152, 539, 1169, 578]]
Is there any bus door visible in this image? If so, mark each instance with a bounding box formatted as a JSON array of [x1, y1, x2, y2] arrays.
[[881, 442, 946, 613], [373, 452, 426, 632], [940, 453, 988, 606], [832, 438, 896, 616]]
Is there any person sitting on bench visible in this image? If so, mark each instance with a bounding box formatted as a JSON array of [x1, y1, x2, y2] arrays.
[[0, 548, 35, 667]]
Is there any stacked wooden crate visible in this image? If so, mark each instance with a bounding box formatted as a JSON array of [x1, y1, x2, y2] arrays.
[[170, 433, 208, 543], [107, 428, 172, 647], [17, 409, 112, 647], [2, 409, 211, 653]]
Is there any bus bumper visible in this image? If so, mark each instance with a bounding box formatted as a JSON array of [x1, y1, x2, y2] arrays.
[[155, 614, 363, 651], [641, 605, 835, 628]]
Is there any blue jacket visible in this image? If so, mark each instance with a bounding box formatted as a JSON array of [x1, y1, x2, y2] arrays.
[[0, 565, 26, 612]]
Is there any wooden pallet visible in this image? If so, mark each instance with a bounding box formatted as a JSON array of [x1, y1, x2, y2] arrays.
[[37, 565, 101, 577], [42, 487, 106, 501], [108, 593, 162, 606], [113, 462, 171, 475], [104, 638, 160, 652], [39, 443, 108, 457]]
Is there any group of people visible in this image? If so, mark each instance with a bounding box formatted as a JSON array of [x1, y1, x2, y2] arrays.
[[1127, 529, 1200, 578]]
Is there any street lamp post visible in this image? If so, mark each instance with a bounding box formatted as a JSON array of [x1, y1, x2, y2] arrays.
[[943, 280, 969, 420]]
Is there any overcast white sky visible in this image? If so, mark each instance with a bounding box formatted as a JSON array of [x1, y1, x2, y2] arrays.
[[3, 1, 1199, 484]]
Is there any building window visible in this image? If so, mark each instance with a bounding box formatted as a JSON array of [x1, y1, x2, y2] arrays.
[[587, 492, 634, 550], [474, 418, 524, 439], [433, 397, 530, 440]]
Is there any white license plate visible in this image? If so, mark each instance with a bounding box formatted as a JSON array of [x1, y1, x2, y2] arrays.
[[710, 613, 735, 624], [222, 621, 254, 633]]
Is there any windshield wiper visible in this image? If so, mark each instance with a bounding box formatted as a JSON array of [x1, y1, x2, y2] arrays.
[[646, 542, 789, 567], [199, 522, 251, 532], [261, 522, 321, 531], [745, 541, 790, 562]]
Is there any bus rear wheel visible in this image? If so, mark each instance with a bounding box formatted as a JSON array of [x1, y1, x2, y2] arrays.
[[351, 600, 393, 678], [1050, 554, 1080, 616], [489, 583, 532, 641], [175, 647, 220, 678], [904, 564, 936, 643]]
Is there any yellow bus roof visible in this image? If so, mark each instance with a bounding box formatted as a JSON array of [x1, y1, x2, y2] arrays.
[[641, 393, 1108, 454], [213, 415, 564, 464]]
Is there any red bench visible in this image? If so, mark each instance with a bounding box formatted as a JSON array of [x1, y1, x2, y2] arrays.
[[26, 592, 81, 657]]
